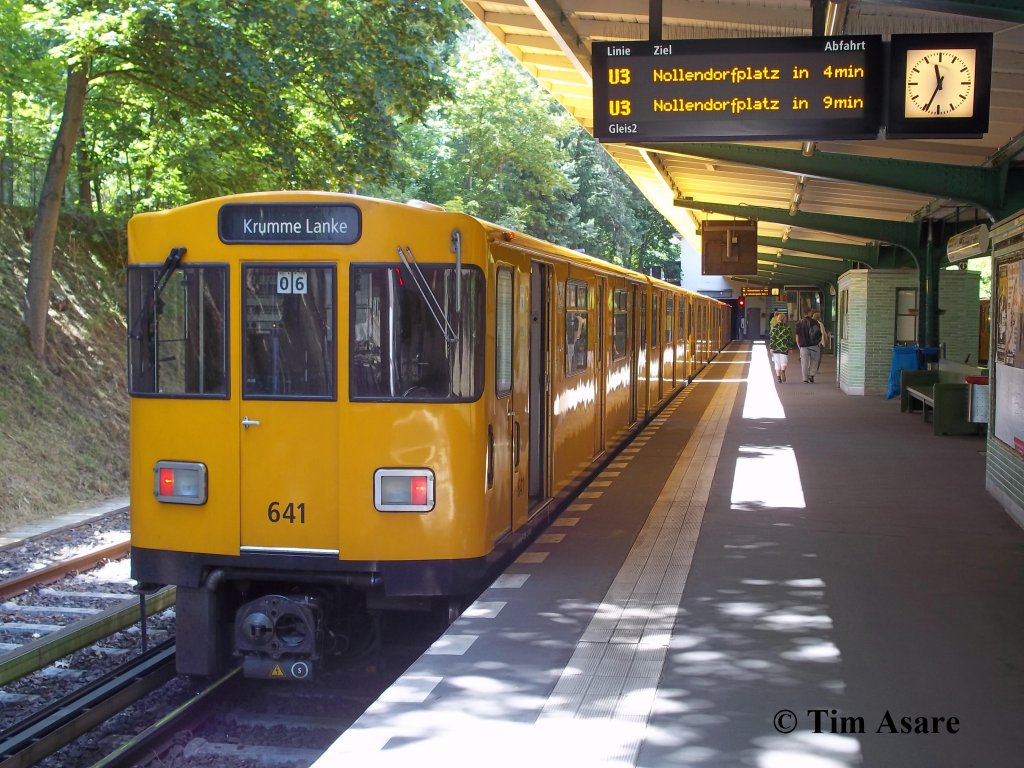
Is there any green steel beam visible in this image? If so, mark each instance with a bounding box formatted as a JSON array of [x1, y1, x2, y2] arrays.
[[647, 142, 1017, 217], [756, 264, 830, 284], [758, 236, 883, 266], [757, 251, 847, 274], [879, 0, 1024, 22], [675, 198, 923, 250]]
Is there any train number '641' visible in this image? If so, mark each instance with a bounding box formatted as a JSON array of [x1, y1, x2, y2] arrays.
[[267, 501, 306, 524]]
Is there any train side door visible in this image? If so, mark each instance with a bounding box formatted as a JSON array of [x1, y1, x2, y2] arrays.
[[528, 262, 550, 508], [594, 276, 607, 457], [512, 266, 530, 528], [237, 265, 340, 554], [635, 287, 648, 420], [650, 293, 661, 405], [490, 265, 516, 540]]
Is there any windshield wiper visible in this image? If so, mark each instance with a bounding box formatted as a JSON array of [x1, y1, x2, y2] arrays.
[[396, 245, 458, 343], [129, 247, 186, 340]]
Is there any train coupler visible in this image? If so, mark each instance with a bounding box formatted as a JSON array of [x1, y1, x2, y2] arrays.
[[234, 594, 324, 680]]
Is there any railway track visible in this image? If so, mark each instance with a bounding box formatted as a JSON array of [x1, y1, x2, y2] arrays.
[[0, 510, 194, 767], [1, 509, 451, 767], [89, 609, 444, 768], [0, 640, 177, 768]]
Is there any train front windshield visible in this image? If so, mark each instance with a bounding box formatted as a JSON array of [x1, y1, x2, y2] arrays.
[[350, 264, 484, 401], [128, 261, 484, 402]]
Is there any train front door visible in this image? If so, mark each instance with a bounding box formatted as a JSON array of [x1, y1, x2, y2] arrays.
[[237, 265, 340, 554]]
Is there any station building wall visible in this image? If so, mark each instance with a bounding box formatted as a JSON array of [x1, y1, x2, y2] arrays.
[[837, 268, 980, 396]]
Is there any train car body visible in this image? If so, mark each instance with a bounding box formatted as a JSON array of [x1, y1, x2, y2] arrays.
[[127, 192, 729, 679]]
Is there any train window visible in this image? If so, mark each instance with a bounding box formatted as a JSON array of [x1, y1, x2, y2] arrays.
[[665, 298, 674, 344], [127, 265, 228, 397], [496, 268, 513, 396], [349, 264, 484, 401], [242, 266, 336, 399], [612, 289, 628, 360], [566, 280, 589, 375]]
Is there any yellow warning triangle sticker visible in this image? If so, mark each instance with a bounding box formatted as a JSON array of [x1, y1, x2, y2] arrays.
[[271, 664, 284, 677]]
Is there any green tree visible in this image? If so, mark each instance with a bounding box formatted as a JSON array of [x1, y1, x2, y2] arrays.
[[19, 0, 460, 360], [381, 26, 574, 237], [376, 25, 681, 273]]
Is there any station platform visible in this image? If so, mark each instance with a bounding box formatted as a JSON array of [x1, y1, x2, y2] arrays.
[[0, 497, 128, 548], [314, 341, 1024, 768]]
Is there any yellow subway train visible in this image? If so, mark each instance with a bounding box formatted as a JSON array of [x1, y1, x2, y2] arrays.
[[127, 192, 729, 679]]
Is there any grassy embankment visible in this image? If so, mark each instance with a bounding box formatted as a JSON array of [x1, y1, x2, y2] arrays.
[[0, 206, 128, 531]]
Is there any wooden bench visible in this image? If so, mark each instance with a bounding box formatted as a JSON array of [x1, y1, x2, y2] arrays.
[[899, 361, 985, 436]]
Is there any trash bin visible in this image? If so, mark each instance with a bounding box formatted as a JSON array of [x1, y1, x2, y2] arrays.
[[887, 345, 921, 399], [965, 374, 989, 423]]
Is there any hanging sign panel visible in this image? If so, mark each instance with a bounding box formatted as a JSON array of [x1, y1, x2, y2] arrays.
[[593, 35, 884, 142]]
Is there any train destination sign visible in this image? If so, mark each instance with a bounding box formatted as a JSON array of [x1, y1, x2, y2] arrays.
[[593, 35, 883, 142], [219, 203, 361, 244]]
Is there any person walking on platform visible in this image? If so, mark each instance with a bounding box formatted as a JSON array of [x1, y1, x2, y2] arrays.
[[812, 311, 828, 373], [796, 307, 823, 383], [769, 312, 796, 383]]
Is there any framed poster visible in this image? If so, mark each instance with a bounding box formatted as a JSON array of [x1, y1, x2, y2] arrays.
[[994, 255, 1024, 454]]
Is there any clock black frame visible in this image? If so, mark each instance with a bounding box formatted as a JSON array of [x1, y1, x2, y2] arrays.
[[886, 32, 993, 138]]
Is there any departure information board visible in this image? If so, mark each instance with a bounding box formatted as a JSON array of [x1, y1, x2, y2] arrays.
[[593, 35, 884, 142]]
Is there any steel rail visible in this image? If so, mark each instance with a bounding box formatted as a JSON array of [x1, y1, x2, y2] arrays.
[[92, 664, 242, 768], [0, 540, 131, 600], [0, 640, 177, 768], [0, 586, 176, 686]]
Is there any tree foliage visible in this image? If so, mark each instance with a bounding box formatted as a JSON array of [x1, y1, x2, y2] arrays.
[[12, 0, 461, 359], [370, 26, 679, 270], [6, 4, 682, 359]]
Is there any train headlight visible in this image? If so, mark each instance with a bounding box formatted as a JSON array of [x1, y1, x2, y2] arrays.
[[374, 468, 435, 512], [153, 461, 208, 505]]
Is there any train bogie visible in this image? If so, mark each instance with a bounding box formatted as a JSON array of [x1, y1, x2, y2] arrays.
[[127, 192, 729, 678]]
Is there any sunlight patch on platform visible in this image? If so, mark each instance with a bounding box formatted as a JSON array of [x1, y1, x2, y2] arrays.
[[743, 342, 785, 420], [731, 445, 806, 510]]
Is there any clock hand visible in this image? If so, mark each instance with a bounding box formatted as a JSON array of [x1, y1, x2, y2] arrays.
[[922, 64, 944, 112]]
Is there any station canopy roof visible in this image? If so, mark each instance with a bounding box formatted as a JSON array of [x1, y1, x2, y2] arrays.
[[462, 0, 1024, 285]]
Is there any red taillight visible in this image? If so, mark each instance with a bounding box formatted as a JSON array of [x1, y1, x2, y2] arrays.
[[159, 467, 175, 494], [153, 461, 208, 505], [411, 476, 428, 506], [374, 469, 434, 512]]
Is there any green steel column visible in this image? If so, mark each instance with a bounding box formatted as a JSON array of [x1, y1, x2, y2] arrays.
[[923, 237, 941, 351]]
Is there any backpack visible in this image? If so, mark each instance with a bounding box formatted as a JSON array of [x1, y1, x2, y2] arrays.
[[804, 319, 822, 347]]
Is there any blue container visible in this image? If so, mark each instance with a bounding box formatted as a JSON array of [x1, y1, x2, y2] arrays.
[[887, 345, 920, 399]]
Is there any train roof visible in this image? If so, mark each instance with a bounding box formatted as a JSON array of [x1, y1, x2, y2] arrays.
[[129, 191, 726, 304]]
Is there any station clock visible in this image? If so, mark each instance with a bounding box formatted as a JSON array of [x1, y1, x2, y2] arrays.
[[887, 32, 992, 138], [904, 47, 977, 118]]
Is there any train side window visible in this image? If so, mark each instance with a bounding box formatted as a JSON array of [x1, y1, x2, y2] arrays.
[[349, 264, 484, 402], [242, 265, 336, 399], [127, 265, 228, 397], [612, 289, 628, 360], [566, 280, 589, 375], [496, 268, 513, 396], [665, 297, 674, 344]]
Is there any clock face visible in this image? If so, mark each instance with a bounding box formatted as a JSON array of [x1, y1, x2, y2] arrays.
[[905, 48, 976, 118]]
